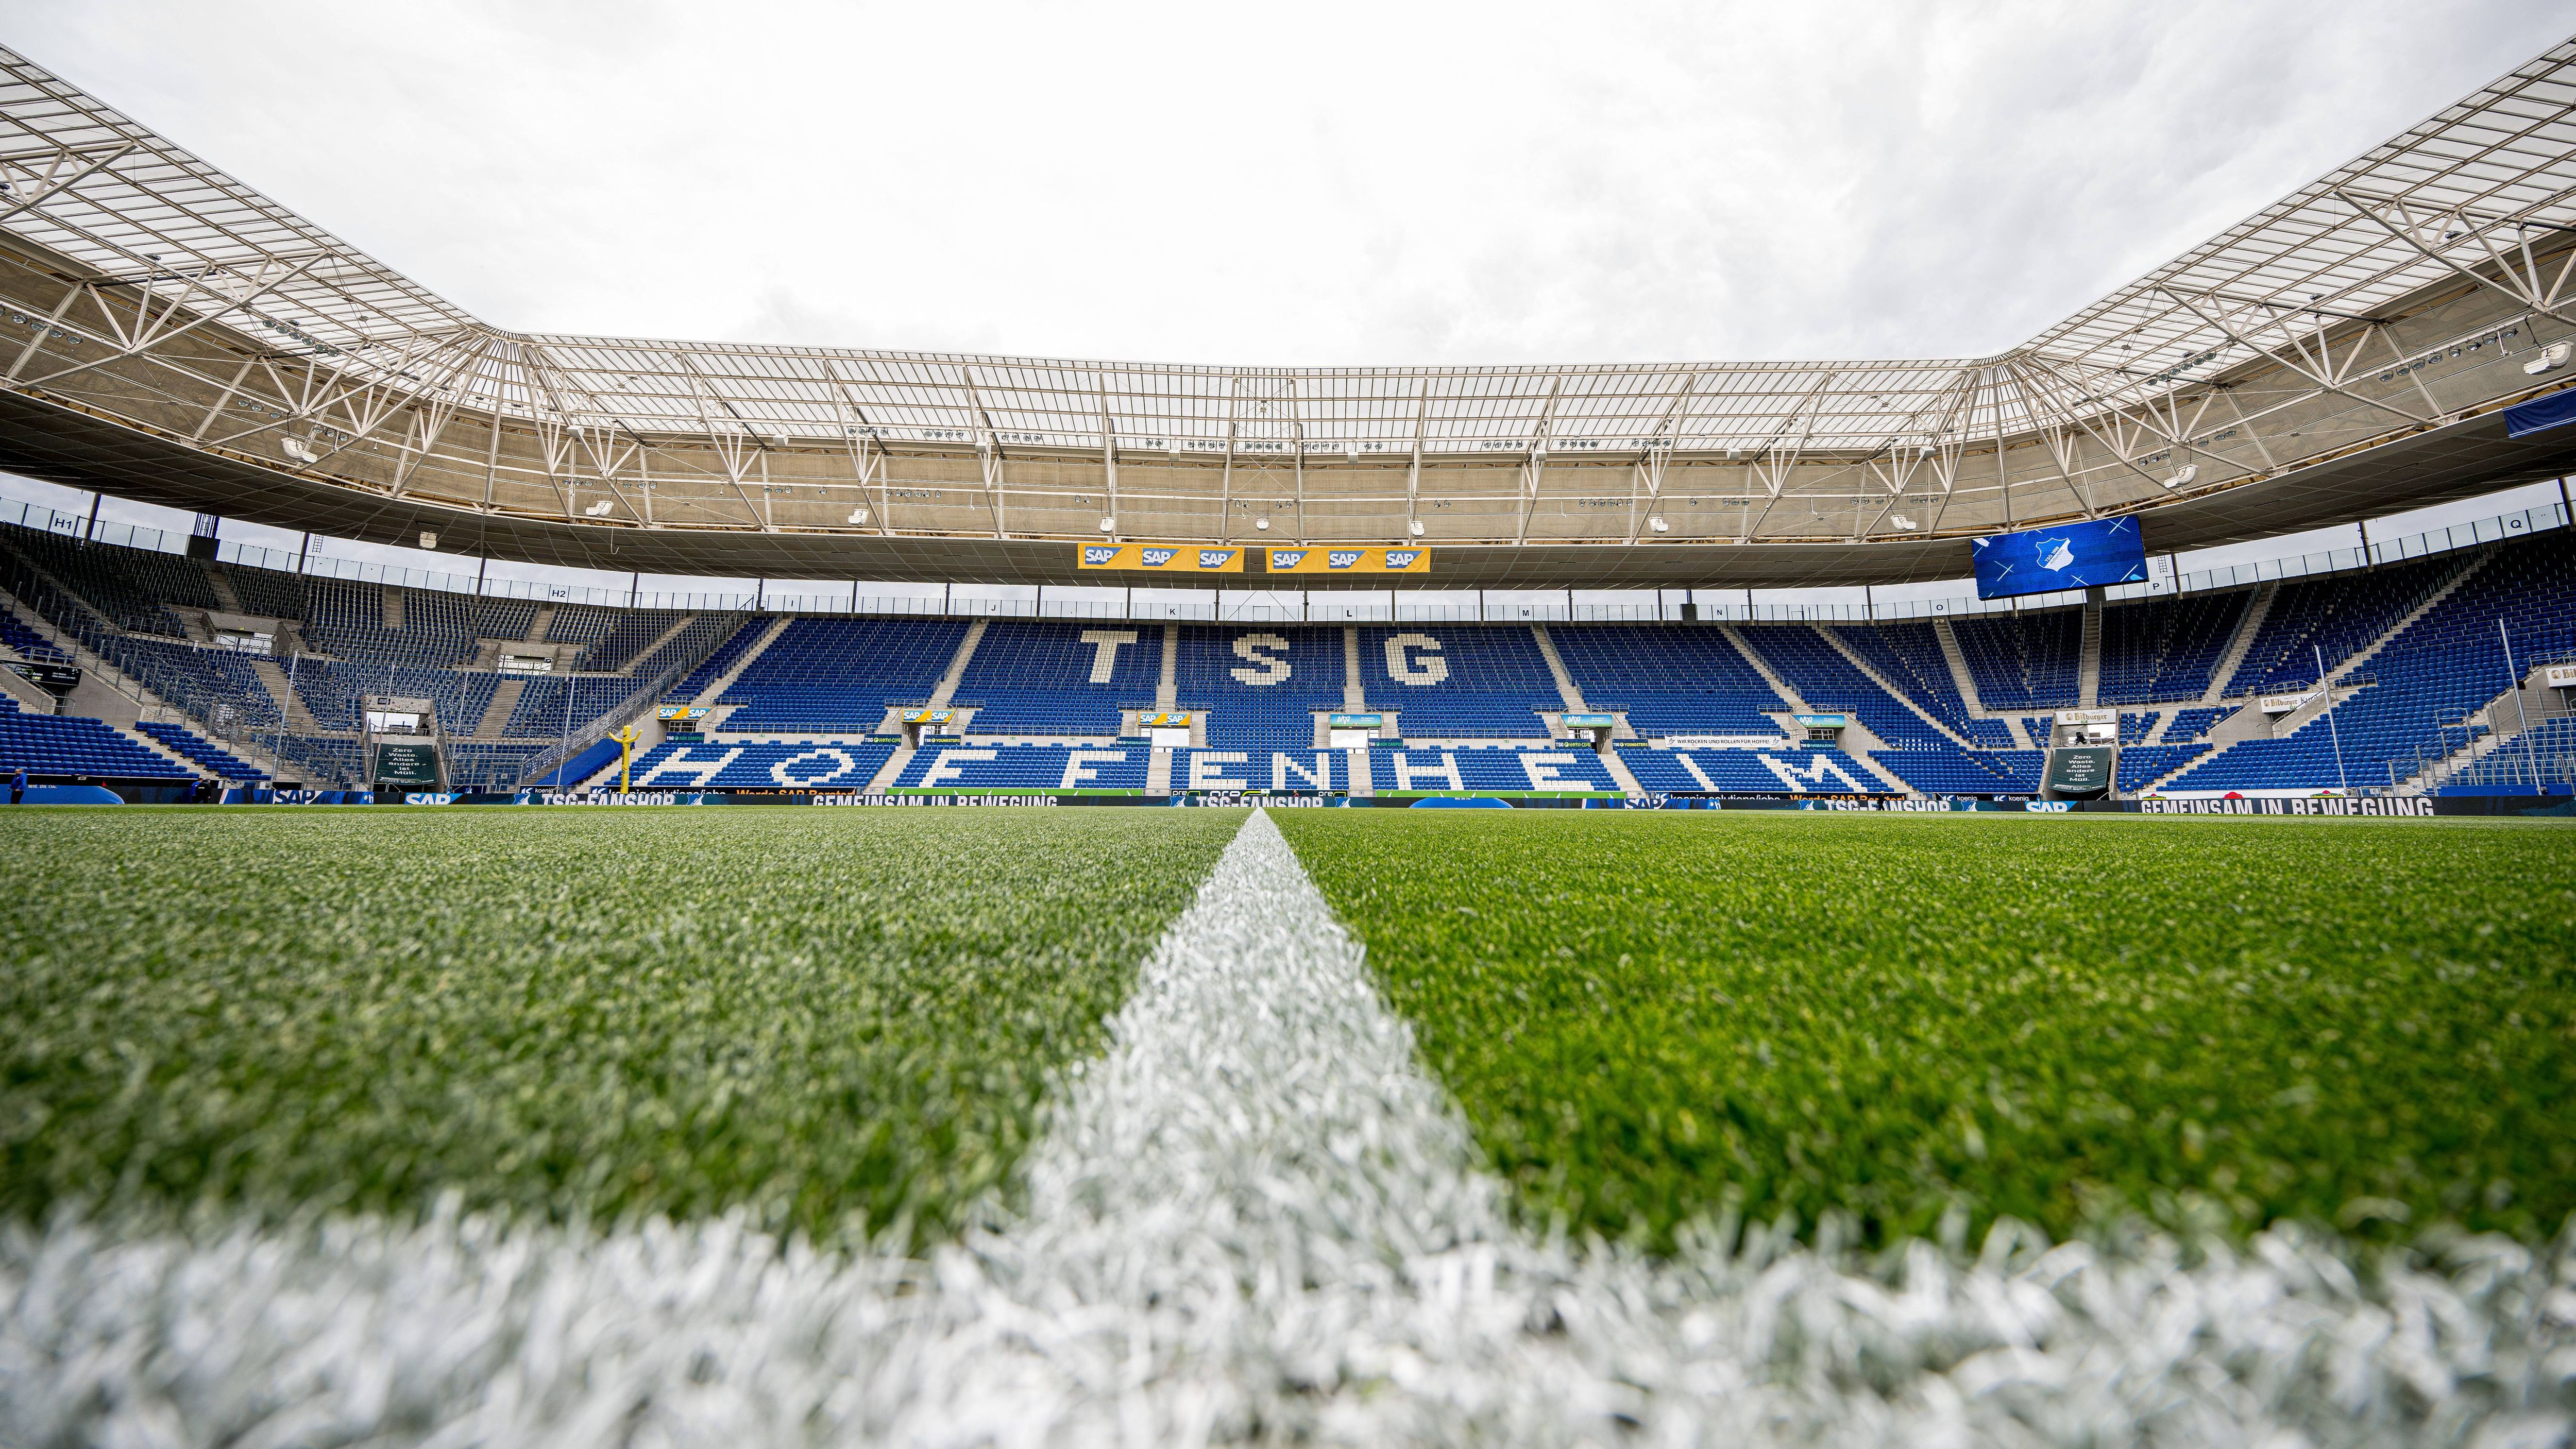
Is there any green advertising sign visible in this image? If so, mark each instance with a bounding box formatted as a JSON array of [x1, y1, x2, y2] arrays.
[[2044, 745, 2114, 796], [372, 741, 441, 789]]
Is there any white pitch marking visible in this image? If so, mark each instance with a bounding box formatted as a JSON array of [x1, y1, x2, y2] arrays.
[[3, 810, 2567, 1445]]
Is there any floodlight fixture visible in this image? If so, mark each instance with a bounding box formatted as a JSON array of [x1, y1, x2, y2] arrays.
[[418, 531, 438, 550], [2165, 465, 2198, 489], [1097, 517, 1116, 533]]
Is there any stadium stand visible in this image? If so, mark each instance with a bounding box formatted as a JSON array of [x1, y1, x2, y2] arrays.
[[2116, 743, 2210, 791], [1549, 625, 1785, 737], [1951, 612, 2083, 711], [0, 705, 191, 780], [720, 618, 968, 731], [0, 609, 65, 660], [1174, 625, 1344, 749], [1620, 745, 1890, 794], [2098, 591, 2250, 704], [957, 622, 1159, 736], [625, 738, 901, 792], [1174, 747, 1353, 792], [2163, 705, 2238, 742], [2233, 554, 2460, 694], [2120, 711, 2159, 744], [1837, 623, 2010, 745], [1738, 625, 2003, 748], [1359, 627, 1557, 737], [1872, 748, 2047, 795], [135, 720, 263, 780], [671, 619, 770, 700], [893, 742, 1151, 791], [1374, 744, 1619, 793], [2168, 532, 2573, 792]]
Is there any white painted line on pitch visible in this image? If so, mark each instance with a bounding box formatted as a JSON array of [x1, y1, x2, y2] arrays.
[[4, 808, 2569, 1445]]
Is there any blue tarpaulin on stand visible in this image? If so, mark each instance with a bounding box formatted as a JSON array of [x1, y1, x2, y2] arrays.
[[2503, 385, 2576, 437]]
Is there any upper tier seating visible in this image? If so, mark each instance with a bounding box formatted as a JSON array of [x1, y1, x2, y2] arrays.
[[2234, 553, 2458, 694], [1736, 625, 2014, 749], [1833, 623, 2011, 745], [894, 742, 1151, 791], [1951, 611, 2082, 711], [1550, 624, 1784, 737], [0, 524, 213, 637], [2120, 711, 2160, 744], [1175, 625, 1345, 749], [959, 622, 1161, 736], [136, 720, 263, 780], [505, 676, 638, 738], [720, 618, 969, 731], [2098, 590, 2250, 703], [2170, 533, 2574, 792], [625, 738, 900, 792], [671, 619, 768, 700], [1374, 744, 1619, 793], [0, 709, 191, 780], [1360, 626, 1560, 738], [584, 608, 692, 673], [1620, 745, 1890, 794]]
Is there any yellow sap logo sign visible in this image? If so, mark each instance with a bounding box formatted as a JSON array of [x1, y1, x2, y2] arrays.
[[1266, 547, 1432, 574], [1077, 544, 1244, 572]]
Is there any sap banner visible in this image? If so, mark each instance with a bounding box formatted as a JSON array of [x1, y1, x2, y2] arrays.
[[1972, 517, 2147, 600], [1265, 547, 1431, 575], [1077, 544, 1246, 572]]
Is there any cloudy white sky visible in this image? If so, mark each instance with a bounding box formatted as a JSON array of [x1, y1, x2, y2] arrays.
[[0, 1, 2568, 598]]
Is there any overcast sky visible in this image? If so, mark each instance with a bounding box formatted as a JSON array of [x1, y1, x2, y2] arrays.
[[0, 2, 2567, 598], [5, 0, 2569, 366]]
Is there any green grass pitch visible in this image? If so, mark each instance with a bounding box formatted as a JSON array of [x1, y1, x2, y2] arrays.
[[1273, 810, 2576, 1250], [0, 806, 1242, 1242]]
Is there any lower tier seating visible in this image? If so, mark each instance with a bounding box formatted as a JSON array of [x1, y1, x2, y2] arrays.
[[1620, 745, 1891, 794], [628, 739, 900, 792], [137, 721, 263, 780]]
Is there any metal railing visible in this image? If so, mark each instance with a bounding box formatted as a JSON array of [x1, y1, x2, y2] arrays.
[[3, 493, 2563, 626]]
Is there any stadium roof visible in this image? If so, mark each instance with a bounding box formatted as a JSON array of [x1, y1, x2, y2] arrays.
[[2, 40, 2575, 586]]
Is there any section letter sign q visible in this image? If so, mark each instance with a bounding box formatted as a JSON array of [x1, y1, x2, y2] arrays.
[[1264, 547, 1432, 574], [1076, 543, 1246, 572]]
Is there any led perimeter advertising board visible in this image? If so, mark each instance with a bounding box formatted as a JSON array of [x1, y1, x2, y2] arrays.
[[1971, 516, 2148, 600]]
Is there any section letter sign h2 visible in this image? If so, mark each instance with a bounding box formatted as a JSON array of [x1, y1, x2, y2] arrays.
[[1077, 543, 1246, 572]]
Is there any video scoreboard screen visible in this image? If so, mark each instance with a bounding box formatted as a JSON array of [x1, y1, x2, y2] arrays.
[[1972, 517, 2147, 600]]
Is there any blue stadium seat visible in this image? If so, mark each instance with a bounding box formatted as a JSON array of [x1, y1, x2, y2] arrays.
[[626, 739, 901, 791], [957, 622, 1160, 736], [1174, 625, 1343, 748], [1549, 624, 1785, 737], [893, 742, 1150, 791], [1621, 745, 1890, 794], [1374, 744, 1617, 793], [1359, 626, 1557, 738], [720, 617, 969, 730]]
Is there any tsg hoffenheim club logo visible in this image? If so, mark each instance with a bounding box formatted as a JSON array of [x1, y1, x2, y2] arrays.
[[1140, 548, 1177, 567], [1082, 545, 1119, 566], [2037, 537, 2076, 571]]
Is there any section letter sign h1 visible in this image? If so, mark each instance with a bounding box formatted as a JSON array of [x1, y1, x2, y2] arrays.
[[1077, 543, 1246, 572]]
